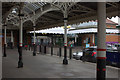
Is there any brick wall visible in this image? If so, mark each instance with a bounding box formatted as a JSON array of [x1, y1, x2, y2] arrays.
[[106, 34, 120, 43], [78, 33, 120, 47], [27, 35, 31, 45], [2, 33, 11, 47], [78, 34, 94, 47]]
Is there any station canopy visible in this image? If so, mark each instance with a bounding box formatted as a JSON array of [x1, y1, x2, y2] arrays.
[[30, 19, 120, 34], [2, 2, 120, 31]]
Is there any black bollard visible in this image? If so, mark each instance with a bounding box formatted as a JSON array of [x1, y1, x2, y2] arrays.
[[33, 44, 36, 56], [3, 44, 7, 57], [63, 46, 68, 65], [51, 46, 53, 56], [44, 46, 46, 54], [59, 47, 61, 57], [51, 36, 53, 56], [39, 45, 41, 53], [11, 42, 13, 49], [69, 47, 72, 59]]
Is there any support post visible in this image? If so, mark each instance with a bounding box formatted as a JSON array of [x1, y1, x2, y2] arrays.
[[33, 27, 36, 56], [18, 18, 23, 68], [63, 7, 68, 65], [51, 36, 53, 56], [59, 47, 61, 57], [51, 46, 53, 56], [97, 2, 106, 80], [3, 24, 7, 57], [44, 46, 46, 54], [69, 47, 72, 59], [11, 30, 14, 49], [75, 35, 77, 46], [93, 34, 95, 46], [39, 44, 41, 53]]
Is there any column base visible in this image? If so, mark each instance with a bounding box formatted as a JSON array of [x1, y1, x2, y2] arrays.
[[63, 46, 68, 65], [33, 44, 36, 56], [51, 46, 53, 56], [18, 47, 23, 68], [63, 58, 68, 65], [39, 45, 41, 53], [11, 42, 13, 49], [97, 59, 106, 80], [33, 52, 36, 56], [69, 47, 72, 59], [18, 61, 23, 68], [44, 46, 46, 54], [3, 54, 7, 57], [59, 47, 61, 57]]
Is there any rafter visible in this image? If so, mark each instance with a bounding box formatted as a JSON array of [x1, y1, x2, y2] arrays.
[[45, 12, 63, 20], [50, 2, 75, 14], [107, 2, 118, 8], [77, 4, 96, 12], [41, 16, 57, 21]]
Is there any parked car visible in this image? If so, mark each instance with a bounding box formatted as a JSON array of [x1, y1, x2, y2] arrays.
[[113, 43, 120, 50], [106, 44, 118, 51], [82, 46, 97, 62], [82, 45, 117, 62], [73, 51, 83, 60]]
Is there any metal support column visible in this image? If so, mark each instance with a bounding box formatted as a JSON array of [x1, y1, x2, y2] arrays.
[[75, 35, 77, 46], [69, 47, 72, 59], [11, 30, 13, 49], [44, 46, 46, 54], [51, 37, 53, 56], [59, 47, 61, 57], [39, 44, 41, 53], [97, 2, 106, 80], [3, 24, 7, 57], [18, 17, 23, 68], [33, 27, 36, 56], [92, 34, 95, 46], [63, 6, 68, 64]]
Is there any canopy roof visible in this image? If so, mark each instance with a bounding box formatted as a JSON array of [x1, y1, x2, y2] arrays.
[[2, 2, 120, 31], [69, 28, 119, 34], [30, 19, 119, 34], [30, 27, 119, 34]]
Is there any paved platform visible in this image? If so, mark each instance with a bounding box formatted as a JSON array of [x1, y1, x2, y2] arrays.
[[2, 49, 119, 79]]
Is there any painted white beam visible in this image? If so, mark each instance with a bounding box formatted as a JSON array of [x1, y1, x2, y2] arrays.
[[11, 31, 14, 43], [33, 27, 36, 44], [97, 2, 106, 58], [19, 18, 23, 47], [4, 25, 7, 44]]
